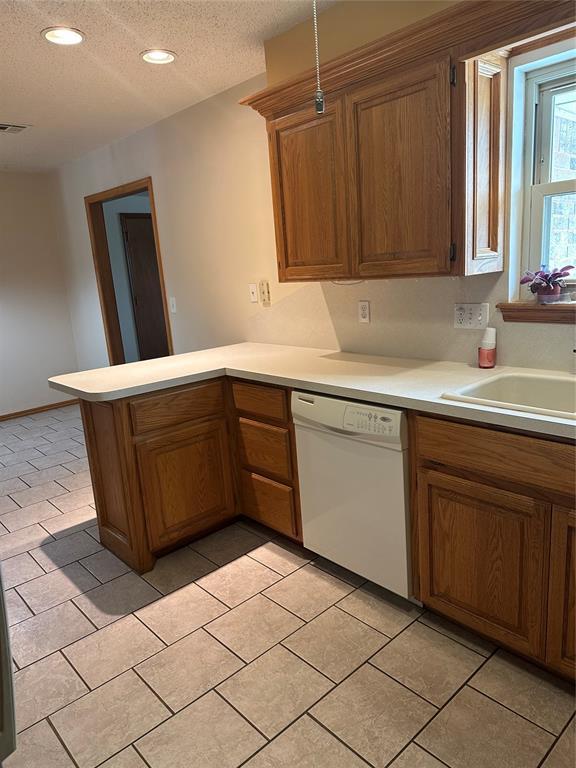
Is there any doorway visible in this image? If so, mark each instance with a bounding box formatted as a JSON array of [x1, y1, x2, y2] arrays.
[[85, 177, 172, 365]]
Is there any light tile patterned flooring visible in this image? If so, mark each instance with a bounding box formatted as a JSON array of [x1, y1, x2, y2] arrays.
[[0, 405, 574, 768]]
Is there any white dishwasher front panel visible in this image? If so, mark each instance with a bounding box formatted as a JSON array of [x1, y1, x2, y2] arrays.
[[292, 393, 411, 598]]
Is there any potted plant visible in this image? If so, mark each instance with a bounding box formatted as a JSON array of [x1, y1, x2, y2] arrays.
[[520, 265, 574, 303]]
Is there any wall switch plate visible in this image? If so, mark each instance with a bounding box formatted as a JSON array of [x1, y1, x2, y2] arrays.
[[454, 302, 489, 329], [169, 296, 177, 314], [358, 300, 370, 324], [259, 279, 271, 307], [248, 284, 258, 303]]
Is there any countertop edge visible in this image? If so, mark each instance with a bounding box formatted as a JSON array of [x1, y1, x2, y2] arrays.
[[49, 362, 576, 441]]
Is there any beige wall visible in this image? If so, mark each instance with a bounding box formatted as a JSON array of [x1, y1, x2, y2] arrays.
[[0, 172, 77, 414], [55, 72, 574, 375], [265, 0, 460, 85]]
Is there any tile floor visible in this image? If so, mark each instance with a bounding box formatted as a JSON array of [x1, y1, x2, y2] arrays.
[[0, 405, 574, 768]]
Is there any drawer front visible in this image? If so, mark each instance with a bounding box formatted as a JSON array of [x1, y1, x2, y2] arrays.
[[241, 471, 296, 537], [237, 418, 292, 484], [232, 381, 288, 423], [130, 380, 224, 435], [416, 416, 575, 498]]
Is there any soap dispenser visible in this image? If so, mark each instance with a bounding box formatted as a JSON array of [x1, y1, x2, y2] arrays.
[[478, 327, 496, 369]]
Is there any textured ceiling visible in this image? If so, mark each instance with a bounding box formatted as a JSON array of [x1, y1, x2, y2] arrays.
[[0, 0, 330, 171]]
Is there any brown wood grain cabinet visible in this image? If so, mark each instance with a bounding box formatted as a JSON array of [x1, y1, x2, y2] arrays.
[[241, 1, 573, 282], [347, 57, 452, 277], [413, 415, 576, 679], [418, 469, 549, 659], [82, 377, 303, 572], [231, 379, 302, 540], [546, 507, 576, 678], [137, 418, 235, 551], [461, 53, 507, 275], [268, 99, 351, 281]]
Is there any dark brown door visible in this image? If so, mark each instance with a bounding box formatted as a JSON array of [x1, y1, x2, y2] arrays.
[[120, 213, 170, 360]]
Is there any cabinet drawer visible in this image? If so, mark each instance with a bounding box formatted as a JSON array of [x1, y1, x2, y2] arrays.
[[415, 416, 576, 498], [237, 418, 292, 484], [232, 381, 288, 423], [241, 471, 296, 537], [130, 380, 224, 435]]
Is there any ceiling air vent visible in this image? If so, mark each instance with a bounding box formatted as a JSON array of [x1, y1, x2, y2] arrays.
[[0, 124, 29, 134]]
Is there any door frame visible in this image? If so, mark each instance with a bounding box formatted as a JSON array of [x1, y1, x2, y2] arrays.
[[84, 176, 173, 365]]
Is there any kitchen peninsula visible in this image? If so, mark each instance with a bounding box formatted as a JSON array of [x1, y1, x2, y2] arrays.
[[49, 343, 575, 678]]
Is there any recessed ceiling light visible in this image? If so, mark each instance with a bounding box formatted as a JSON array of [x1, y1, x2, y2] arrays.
[[141, 49, 176, 64], [42, 27, 84, 45]]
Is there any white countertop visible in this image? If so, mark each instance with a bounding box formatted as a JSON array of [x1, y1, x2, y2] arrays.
[[49, 343, 576, 439]]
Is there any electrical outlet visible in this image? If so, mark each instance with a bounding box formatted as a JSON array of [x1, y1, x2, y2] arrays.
[[259, 279, 271, 307], [358, 300, 370, 324], [248, 284, 258, 303], [454, 302, 489, 329], [169, 296, 177, 314]]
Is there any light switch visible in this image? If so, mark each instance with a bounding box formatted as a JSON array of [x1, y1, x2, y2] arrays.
[[248, 284, 258, 303], [169, 296, 177, 314]]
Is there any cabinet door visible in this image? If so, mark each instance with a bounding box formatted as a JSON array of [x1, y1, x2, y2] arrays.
[[268, 98, 351, 280], [546, 506, 575, 679], [418, 469, 550, 658], [137, 418, 234, 550], [461, 53, 506, 275], [347, 57, 451, 277]]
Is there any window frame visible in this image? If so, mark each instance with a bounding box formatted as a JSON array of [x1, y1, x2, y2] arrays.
[[522, 60, 576, 279]]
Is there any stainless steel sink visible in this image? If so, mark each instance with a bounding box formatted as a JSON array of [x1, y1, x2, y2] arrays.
[[442, 373, 576, 420]]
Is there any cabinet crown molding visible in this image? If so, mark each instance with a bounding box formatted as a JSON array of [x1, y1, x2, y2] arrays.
[[241, 0, 574, 119]]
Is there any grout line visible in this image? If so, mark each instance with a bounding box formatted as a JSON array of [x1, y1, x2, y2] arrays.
[[45, 716, 82, 768], [536, 713, 574, 768], [213, 688, 271, 741], [307, 714, 375, 766], [468, 684, 563, 738], [131, 612, 169, 648], [366, 660, 442, 709], [410, 648, 498, 754], [415, 613, 493, 659], [3, 448, 573, 767]]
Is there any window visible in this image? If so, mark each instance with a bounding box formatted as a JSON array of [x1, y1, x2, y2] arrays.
[[525, 63, 576, 275]]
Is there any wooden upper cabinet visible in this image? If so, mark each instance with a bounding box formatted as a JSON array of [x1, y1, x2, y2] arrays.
[[418, 469, 550, 659], [547, 507, 576, 678], [267, 98, 351, 280], [462, 53, 507, 275], [347, 57, 452, 277]]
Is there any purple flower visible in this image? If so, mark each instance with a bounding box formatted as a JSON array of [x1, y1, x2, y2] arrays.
[[520, 264, 573, 292]]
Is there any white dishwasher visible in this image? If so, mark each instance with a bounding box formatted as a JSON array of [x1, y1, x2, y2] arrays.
[[292, 391, 411, 598]]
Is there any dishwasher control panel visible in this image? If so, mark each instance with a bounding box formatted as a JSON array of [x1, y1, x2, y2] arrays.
[[343, 405, 399, 435], [292, 391, 405, 447]]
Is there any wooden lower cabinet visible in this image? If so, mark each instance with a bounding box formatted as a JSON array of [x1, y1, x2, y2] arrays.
[[418, 469, 549, 659], [546, 507, 576, 677], [137, 418, 235, 550], [231, 379, 302, 540], [413, 415, 575, 679]]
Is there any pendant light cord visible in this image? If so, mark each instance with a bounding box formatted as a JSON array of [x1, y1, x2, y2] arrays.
[[313, 0, 324, 113]]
